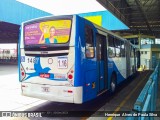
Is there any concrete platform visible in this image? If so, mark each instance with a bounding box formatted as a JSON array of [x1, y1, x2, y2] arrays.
[[88, 71, 154, 120]]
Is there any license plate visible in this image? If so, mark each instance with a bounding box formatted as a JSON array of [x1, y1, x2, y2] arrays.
[[42, 87, 50, 92]]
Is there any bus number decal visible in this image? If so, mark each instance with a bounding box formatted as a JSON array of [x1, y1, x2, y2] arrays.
[[27, 58, 38, 64], [58, 57, 68, 69]]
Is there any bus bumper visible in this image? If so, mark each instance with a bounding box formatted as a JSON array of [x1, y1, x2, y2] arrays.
[[21, 83, 83, 104]]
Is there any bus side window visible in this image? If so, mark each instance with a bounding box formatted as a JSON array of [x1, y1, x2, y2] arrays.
[[85, 25, 94, 58], [108, 35, 115, 58], [130, 46, 134, 58], [121, 41, 125, 57], [115, 38, 121, 57]]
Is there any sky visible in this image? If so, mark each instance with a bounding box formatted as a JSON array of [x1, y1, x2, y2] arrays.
[[16, 0, 106, 15]]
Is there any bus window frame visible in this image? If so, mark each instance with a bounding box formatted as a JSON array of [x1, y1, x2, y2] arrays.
[[108, 35, 116, 58], [120, 41, 125, 57], [85, 25, 95, 59], [114, 38, 121, 57]]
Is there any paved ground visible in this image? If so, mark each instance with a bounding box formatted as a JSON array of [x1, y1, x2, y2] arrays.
[[88, 71, 154, 120], [0, 64, 159, 120], [0, 64, 47, 111], [0, 64, 47, 120]]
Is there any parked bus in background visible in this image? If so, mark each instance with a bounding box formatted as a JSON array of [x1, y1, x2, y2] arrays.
[[19, 15, 138, 104]]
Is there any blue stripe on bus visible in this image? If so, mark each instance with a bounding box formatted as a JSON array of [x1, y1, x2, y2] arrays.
[[108, 59, 126, 87], [24, 56, 67, 81]]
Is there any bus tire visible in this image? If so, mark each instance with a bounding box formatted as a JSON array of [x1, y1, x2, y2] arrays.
[[110, 73, 117, 93]]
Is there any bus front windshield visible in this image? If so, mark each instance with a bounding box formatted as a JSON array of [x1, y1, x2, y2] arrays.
[[24, 20, 72, 45]]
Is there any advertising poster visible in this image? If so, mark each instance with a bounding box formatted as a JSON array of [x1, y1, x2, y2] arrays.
[[24, 20, 71, 45]]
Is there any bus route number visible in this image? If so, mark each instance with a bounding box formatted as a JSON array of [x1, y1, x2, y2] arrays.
[[58, 57, 68, 69], [27, 58, 38, 64]]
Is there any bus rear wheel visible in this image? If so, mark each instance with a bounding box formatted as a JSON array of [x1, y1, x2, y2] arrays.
[[110, 74, 117, 93]]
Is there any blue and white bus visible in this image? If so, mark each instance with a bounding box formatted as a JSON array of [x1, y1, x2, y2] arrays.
[[19, 15, 137, 104]]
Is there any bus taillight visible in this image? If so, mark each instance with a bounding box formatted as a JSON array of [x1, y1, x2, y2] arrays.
[[68, 74, 73, 79], [22, 72, 25, 76], [22, 85, 27, 87], [20, 64, 26, 81], [67, 66, 74, 86], [68, 90, 73, 93]]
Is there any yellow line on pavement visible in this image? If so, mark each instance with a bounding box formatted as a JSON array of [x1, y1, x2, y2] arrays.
[[107, 71, 150, 120]]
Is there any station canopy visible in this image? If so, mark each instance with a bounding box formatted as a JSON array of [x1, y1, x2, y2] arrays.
[[0, 0, 129, 43], [0, 0, 51, 43], [1, 0, 158, 43], [97, 0, 160, 37]]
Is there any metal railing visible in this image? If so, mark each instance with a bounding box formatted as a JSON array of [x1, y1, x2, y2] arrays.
[[126, 62, 160, 120]]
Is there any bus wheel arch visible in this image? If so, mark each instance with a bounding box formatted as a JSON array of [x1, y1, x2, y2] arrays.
[[110, 72, 117, 93]]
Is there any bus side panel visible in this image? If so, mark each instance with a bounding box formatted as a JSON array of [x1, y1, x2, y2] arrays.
[[108, 44, 126, 86], [74, 16, 84, 87], [108, 58, 114, 88], [126, 42, 130, 78], [76, 17, 98, 102], [110, 58, 126, 84], [119, 57, 127, 80], [74, 16, 86, 103], [130, 48, 135, 76]]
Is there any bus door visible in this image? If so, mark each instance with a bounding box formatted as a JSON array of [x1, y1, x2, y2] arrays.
[[96, 33, 107, 93]]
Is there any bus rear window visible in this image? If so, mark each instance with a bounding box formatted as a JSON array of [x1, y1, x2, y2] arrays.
[[24, 20, 71, 45]]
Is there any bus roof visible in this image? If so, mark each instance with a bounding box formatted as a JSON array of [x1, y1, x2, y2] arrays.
[[22, 15, 73, 25]]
